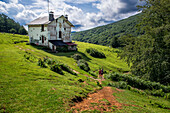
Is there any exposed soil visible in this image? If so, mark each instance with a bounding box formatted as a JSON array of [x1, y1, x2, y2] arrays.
[[72, 70, 80, 74], [70, 87, 122, 112]]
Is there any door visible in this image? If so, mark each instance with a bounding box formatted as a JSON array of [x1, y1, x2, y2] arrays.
[[52, 45, 55, 51], [42, 36, 44, 43]]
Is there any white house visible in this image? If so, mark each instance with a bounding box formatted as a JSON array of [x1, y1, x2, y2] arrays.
[[27, 11, 77, 51]]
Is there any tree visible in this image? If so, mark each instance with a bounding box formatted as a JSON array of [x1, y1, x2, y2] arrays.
[[111, 36, 120, 48], [0, 14, 27, 35], [119, 0, 170, 85], [19, 26, 28, 35], [9, 28, 17, 34]]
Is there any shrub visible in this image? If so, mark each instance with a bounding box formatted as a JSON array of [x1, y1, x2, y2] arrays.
[[72, 54, 82, 61], [86, 48, 106, 58], [150, 89, 165, 97], [108, 81, 127, 89], [56, 46, 68, 52], [59, 64, 77, 75], [88, 71, 98, 79], [50, 64, 64, 75], [77, 59, 90, 71], [105, 72, 170, 95], [24, 53, 36, 62], [26, 42, 30, 45], [38, 58, 47, 68]]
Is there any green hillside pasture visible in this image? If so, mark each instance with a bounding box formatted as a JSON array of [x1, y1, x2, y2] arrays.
[[74, 41, 130, 73], [0, 33, 170, 112], [0, 33, 99, 112]]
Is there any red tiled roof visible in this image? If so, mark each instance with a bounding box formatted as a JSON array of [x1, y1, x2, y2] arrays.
[[66, 42, 77, 46]]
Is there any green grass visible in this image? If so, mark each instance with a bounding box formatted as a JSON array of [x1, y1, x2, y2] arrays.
[[111, 87, 170, 113], [0, 33, 99, 112], [0, 33, 169, 112], [74, 41, 130, 73]]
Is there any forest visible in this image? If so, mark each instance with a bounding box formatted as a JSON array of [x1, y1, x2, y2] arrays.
[[72, 13, 142, 47], [0, 14, 27, 35], [72, 0, 170, 85]]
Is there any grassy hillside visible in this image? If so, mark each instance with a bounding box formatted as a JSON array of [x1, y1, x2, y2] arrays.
[[72, 14, 141, 46], [0, 33, 169, 112]]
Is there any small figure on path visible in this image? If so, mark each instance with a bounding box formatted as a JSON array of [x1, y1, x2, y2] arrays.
[[101, 68, 104, 79], [98, 68, 103, 79]]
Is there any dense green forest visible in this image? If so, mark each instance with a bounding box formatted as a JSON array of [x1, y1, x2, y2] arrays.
[[0, 13, 27, 35], [119, 0, 170, 85], [73, 0, 170, 85], [72, 14, 142, 47]]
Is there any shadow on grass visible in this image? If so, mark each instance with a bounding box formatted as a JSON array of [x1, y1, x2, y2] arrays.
[[31, 44, 92, 61]]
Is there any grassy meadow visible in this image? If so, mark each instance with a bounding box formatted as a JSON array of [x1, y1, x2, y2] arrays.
[[0, 33, 169, 112]]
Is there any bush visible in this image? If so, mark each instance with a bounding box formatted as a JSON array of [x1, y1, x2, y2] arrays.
[[56, 46, 68, 52], [106, 72, 170, 95], [59, 64, 77, 75], [86, 48, 106, 58], [108, 81, 127, 89], [38, 58, 47, 68], [72, 54, 82, 61], [77, 59, 90, 71], [24, 52, 36, 62], [150, 89, 165, 97], [26, 42, 30, 45], [89, 71, 98, 79], [50, 64, 64, 75]]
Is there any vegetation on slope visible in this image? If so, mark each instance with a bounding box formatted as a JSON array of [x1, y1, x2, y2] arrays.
[[0, 13, 27, 35], [72, 14, 141, 46], [0, 33, 169, 112], [0, 33, 128, 112], [119, 0, 170, 85]]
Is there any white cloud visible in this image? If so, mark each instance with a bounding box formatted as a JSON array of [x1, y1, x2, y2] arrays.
[[0, 1, 8, 14], [94, 0, 126, 16], [0, 0, 143, 31], [64, 0, 99, 4], [9, 0, 18, 4], [15, 10, 37, 23]]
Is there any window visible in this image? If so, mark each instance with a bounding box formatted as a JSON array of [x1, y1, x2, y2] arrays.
[[41, 25, 44, 31], [59, 31, 62, 38]]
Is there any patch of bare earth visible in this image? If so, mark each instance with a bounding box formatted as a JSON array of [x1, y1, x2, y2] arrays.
[[72, 70, 80, 74], [70, 87, 122, 112]]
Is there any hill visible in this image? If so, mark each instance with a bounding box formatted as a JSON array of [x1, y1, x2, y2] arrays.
[[72, 14, 141, 46], [0, 14, 27, 35], [0, 33, 169, 112]]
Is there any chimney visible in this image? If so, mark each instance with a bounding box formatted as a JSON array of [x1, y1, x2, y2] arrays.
[[49, 11, 54, 21], [65, 14, 68, 20]]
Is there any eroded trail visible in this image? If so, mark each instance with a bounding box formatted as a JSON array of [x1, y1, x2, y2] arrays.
[[71, 87, 122, 112]]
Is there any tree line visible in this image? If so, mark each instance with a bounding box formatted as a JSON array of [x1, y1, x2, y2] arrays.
[[119, 0, 170, 85], [0, 13, 27, 35], [72, 0, 170, 85], [72, 14, 142, 47]]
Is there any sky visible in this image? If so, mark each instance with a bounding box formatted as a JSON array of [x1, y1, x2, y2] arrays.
[[0, 0, 145, 31]]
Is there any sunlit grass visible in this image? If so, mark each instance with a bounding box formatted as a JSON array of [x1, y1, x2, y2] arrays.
[[0, 33, 169, 112]]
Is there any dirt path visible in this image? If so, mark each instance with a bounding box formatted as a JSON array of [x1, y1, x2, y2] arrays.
[[70, 71, 123, 112], [71, 87, 122, 112]]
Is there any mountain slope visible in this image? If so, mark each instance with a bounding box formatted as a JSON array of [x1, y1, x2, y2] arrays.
[[72, 14, 141, 46], [0, 33, 169, 112], [0, 13, 27, 35]]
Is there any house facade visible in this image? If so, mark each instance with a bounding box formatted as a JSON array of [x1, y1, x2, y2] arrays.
[[27, 11, 77, 51]]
